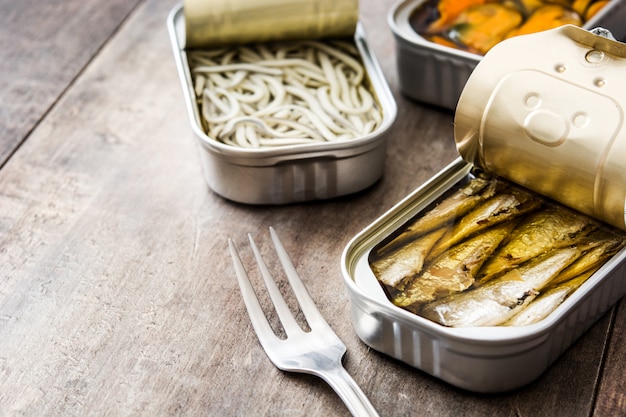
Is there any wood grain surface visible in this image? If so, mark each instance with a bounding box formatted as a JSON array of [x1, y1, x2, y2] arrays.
[[0, 0, 142, 166], [1, 0, 625, 416]]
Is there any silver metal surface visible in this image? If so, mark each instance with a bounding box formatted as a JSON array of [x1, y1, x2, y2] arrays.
[[229, 227, 379, 417], [388, 0, 626, 110], [167, 4, 396, 204], [341, 158, 626, 393]]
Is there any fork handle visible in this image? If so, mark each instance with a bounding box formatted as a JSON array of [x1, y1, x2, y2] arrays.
[[319, 365, 380, 417]]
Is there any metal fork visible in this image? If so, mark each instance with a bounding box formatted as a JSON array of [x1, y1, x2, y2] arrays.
[[228, 227, 379, 417]]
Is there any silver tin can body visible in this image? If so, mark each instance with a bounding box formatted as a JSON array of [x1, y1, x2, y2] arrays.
[[167, 4, 397, 204], [341, 158, 626, 393]]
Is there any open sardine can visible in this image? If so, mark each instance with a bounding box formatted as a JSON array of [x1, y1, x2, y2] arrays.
[[167, 0, 397, 204], [342, 25, 626, 393], [388, 0, 626, 110]]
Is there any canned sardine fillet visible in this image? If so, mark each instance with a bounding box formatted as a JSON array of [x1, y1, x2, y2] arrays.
[[369, 169, 626, 328]]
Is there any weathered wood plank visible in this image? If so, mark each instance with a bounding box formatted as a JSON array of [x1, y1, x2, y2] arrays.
[[0, 0, 142, 166], [0, 0, 621, 415], [593, 301, 626, 416]]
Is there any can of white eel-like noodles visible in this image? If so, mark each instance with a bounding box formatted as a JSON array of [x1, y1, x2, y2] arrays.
[[167, 1, 396, 204]]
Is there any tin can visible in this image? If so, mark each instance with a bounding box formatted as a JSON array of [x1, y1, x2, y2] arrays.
[[167, 3, 397, 204], [341, 27, 626, 392], [388, 0, 626, 110], [342, 158, 626, 393]]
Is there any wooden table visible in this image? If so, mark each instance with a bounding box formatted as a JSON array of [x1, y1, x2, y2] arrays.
[[2, 0, 625, 415]]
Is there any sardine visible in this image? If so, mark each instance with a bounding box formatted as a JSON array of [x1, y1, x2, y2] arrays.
[[392, 221, 516, 307], [428, 186, 541, 260], [476, 207, 595, 284], [503, 269, 595, 326], [419, 246, 581, 327], [371, 227, 448, 290], [548, 231, 625, 286], [375, 175, 497, 256]]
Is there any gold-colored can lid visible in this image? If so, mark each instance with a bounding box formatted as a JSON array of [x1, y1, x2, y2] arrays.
[[455, 25, 626, 230], [184, 0, 359, 48]]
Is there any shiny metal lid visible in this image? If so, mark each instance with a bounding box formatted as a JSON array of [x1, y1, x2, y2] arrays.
[[184, 0, 358, 48], [454, 25, 626, 231]]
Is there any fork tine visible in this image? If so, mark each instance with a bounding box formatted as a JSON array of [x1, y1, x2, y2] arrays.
[[247, 233, 303, 336], [269, 227, 331, 331], [228, 238, 277, 346]]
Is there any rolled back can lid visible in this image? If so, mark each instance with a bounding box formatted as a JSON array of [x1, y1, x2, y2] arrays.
[[184, 0, 359, 48], [454, 25, 626, 230]]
